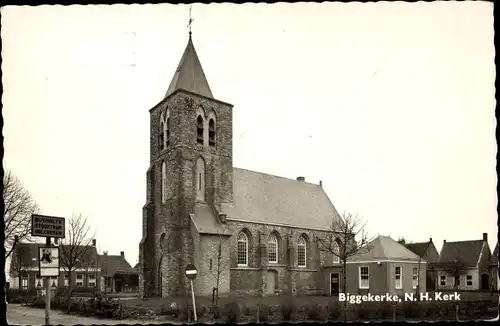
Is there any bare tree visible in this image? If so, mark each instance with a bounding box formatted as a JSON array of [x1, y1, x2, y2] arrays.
[[317, 211, 375, 322], [3, 170, 39, 259], [214, 228, 229, 306], [10, 245, 32, 290], [439, 259, 466, 290], [58, 213, 95, 311]]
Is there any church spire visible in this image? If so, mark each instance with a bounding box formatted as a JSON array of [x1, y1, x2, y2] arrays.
[[164, 6, 213, 99]]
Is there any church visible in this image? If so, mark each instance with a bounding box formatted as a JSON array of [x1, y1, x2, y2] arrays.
[[138, 30, 344, 298]]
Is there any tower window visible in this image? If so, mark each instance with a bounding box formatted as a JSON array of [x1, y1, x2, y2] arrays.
[[208, 118, 216, 147], [166, 118, 171, 148], [161, 161, 166, 203], [197, 115, 204, 145], [196, 157, 205, 201], [159, 113, 165, 151]]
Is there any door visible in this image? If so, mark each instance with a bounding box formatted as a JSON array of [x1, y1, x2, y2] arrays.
[[481, 274, 489, 290], [330, 273, 340, 296], [115, 279, 122, 292]]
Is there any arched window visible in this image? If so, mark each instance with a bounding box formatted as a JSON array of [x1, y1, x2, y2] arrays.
[[333, 241, 340, 264], [197, 115, 204, 145], [297, 236, 307, 268], [166, 117, 171, 148], [159, 112, 165, 151], [161, 161, 166, 203], [196, 157, 205, 201], [208, 118, 216, 147], [268, 233, 278, 264], [237, 232, 249, 266]]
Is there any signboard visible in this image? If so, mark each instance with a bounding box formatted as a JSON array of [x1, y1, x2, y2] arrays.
[[32, 214, 65, 238], [185, 264, 198, 280], [39, 246, 60, 277]]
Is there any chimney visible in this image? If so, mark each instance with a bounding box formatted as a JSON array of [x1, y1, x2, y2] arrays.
[[92, 239, 96, 246], [429, 238, 432, 243], [120, 251, 125, 258], [398, 239, 405, 245], [218, 213, 227, 224], [483, 233, 487, 242], [296, 176, 305, 182], [103, 251, 108, 256], [443, 240, 446, 244], [319, 180, 322, 187]]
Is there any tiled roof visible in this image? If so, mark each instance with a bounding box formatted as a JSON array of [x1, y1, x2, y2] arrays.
[[350, 236, 422, 262], [164, 36, 213, 99], [491, 242, 498, 266], [9, 242, 98, 274], [99, 254, 137, 276], [438, 240, 484, 268], [405, 242, 431, 258], [221, 168, 341, 231]]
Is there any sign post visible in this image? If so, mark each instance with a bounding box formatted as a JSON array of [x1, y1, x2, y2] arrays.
[[185, 264, 198, 322], [31, 214, 66, 326]]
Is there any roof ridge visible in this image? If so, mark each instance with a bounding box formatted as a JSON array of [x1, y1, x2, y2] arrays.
[[233, 167, 321, 186]]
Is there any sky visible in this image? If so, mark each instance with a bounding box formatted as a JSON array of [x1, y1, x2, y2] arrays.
[[2, 2, 497, 271]]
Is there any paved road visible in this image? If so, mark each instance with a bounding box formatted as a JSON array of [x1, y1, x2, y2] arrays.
[[7, 304, 170, 325]]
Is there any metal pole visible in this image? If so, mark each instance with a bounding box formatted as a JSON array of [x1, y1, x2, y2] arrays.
[[45, 237, 51, 325], [190, 280, 197, 322]]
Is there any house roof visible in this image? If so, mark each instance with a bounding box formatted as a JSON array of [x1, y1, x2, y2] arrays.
[[221, 168, 341, 231], [491, 242, 498, 266], [9, 242, 98, 275], [405, 242, 431, 258], [438, 240, 484, 268], [350, 236, 422, 262], [99, 254, 138, 276], [164, 36, 213, 99]]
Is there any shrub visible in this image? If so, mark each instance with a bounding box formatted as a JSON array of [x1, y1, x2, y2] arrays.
[[377, 303, 394, 320], [224, 301, 241, 323], [6, 289, 36, 304], [211, 305, 222, 320], [356, 303, 371, 320], [327, 302, 342, 321], [403, 301, 423, 319], [257, 304, 271, 322], [281, 302, 298, 321], [307, 303, 327, 321]]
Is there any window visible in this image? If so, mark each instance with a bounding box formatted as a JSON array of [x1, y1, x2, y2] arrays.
[[88, 275, 96, 287], [333, 242, 340, 264], [166, 117, 171, 147], [466, 275, 472, 286], [208, 118, 216, 147], [76, 274, 84, 287], [64, 274, 69, 287], [237, 232, 249, 266], [161, 161, 166, 203], [268, 234, 278, 264], [297, 236, 307, 267], [159, 112, 165, 151], [21, 276, 28, 290], [440, 275, 446, 286], [359, 266, 369, 289], [196, 157, 205, 201], [50, 276, 58, 288], [412, 267, 418, 289], [36, 275, 43, 288], [394, 266, 402, 289], [197, 115, 204, 145]]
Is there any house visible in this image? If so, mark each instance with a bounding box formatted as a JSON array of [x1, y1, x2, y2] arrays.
[[489, 242, 498, 291], [99, 251, 139, 293], [435, 233, 491, 291], [404, 238, 440, 290], [138, 31, 347, 297], [344, 235, 427, 296], [9, 240, 100, 294]]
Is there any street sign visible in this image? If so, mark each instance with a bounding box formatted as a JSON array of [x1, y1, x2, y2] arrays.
[[185, 264, 198, 280], [31, 214, 66, 238], [38, 246, 60, 277]]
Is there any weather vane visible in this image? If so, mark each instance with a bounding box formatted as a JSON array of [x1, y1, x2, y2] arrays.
[[187, 5, 194, 38]]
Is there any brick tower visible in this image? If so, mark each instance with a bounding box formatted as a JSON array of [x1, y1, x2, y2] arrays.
[[139, 32, 234, 297]]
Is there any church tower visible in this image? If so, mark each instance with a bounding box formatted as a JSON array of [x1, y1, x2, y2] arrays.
[[139, 31, 234, 297]]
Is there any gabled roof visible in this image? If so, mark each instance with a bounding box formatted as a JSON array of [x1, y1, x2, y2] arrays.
[[491, 242, 498, 266], [350, 236, 422, 262], [405, 242, 431, 258], [438, 240, 484, 268], [164, 36, 213, 99], [99, 254, 137, 276], [221, 168, 341, 231]]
